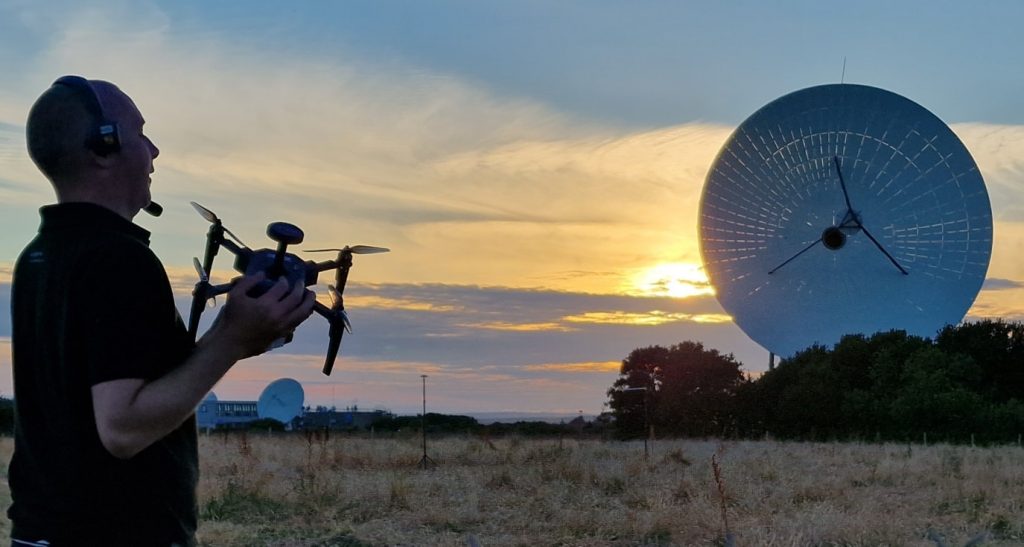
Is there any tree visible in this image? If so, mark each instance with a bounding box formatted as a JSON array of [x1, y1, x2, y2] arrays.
[[886, 346, 985, 440], [607, 342, 745, 438], [936, 319, 1024, 401]]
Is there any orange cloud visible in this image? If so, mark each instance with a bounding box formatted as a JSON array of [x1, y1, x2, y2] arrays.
[[561, 310, 732, 325], [522, 361, 621, 373], [967, 287, 1024, 321], [344, 295, 461, 313], [458, 321, 577, 332]]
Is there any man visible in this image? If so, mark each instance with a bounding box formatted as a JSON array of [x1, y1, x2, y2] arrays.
[[8, 77, 315, 545]]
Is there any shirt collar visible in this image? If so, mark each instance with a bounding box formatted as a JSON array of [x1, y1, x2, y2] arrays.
[[38, 202, 151, 245]]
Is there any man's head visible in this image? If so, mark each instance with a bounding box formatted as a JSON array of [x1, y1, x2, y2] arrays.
[[26, 77, 159, 219]]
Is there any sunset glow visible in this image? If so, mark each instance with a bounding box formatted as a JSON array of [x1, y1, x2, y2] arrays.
[[628, 262, 715, 298]]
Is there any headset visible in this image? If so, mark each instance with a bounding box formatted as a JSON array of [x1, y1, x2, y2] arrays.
[[52, 75, 121, 157]]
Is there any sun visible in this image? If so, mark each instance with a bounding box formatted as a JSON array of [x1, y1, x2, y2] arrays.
[[630, 262, 715, 298]]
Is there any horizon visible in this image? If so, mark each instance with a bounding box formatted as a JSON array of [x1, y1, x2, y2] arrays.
[[2, 2, 1024, 414]]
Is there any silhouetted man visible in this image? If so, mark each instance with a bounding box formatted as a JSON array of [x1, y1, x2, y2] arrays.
[[7, 76, 314, 546]]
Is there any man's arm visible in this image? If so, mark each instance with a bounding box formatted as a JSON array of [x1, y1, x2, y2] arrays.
[[92, 273, 314, 459]]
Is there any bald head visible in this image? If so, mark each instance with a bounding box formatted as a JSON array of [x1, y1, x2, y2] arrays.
[[25, 83, 98, 182]]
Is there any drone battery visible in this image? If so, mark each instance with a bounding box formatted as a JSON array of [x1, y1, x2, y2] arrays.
[[240, 250, 311, 297]]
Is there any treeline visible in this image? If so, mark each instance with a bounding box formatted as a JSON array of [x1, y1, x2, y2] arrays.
[[608, 320, 1024, 444], [371, 412, 608, 437]]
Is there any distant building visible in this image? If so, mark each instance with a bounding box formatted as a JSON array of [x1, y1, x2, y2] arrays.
[[295, 408, 390, 431], [195, 390, 390, 431], [196, 393, 259, 430]]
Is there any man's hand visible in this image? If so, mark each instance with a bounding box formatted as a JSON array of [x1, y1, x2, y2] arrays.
[[212, 272, 316, 359]]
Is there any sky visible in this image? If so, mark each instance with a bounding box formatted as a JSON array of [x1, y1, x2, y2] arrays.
[[1, 1, 1024, 416]]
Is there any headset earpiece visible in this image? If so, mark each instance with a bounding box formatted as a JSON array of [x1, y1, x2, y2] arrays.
[[52, 75, 121, 156]]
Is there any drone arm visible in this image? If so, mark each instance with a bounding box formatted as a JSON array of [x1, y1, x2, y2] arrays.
[[207, 282, 235, 296], [200, 225, 223, 279], [313, 301, 345, 376], [309, 254, 354, 291], [311, 259, 342, 272], [201, 226, 247, 274], [187, 282, 237, 342], [323, 325, 342, 376], [312, 300, 334, 319], [220, 238, 246, 257], [187, 284, 208, 342]]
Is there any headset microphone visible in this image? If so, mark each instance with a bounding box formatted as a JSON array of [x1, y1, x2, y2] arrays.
[[144, 201, 163, 217]]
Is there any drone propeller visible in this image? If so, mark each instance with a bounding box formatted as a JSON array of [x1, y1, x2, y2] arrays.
[[190, 201, 219, 223], [328, 285, 353, 333], [190, 201, 249, 248], [192, 257, 217, 308], [188, 257, 211, 338], [192, 257, 208, 282], [305, 245, 390, 255]]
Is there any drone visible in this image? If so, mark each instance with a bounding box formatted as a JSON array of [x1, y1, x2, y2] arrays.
[[186, 201, 388, 375]]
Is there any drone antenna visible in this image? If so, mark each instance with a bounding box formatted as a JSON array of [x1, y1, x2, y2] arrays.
[[841, 56, 847, 84], [265, 222, 304, 279]]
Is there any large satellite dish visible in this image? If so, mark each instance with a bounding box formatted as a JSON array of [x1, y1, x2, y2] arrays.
[[700, 84, 992, 358], [257, 378, 305, 425]]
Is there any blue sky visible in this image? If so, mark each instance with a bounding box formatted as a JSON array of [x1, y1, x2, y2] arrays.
[[1, 1, 1024, 414]]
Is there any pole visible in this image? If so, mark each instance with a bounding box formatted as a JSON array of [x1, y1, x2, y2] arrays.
[[421, 375, 427, 456], [418, 374, 434, 469]]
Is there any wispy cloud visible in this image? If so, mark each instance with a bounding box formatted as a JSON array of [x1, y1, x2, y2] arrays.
[[459, 321, 577, 333], [522, 361, 621, 373], [563, 310, 732, 325], [346, 295, 461, 313], [982, 278, 1024, 291]]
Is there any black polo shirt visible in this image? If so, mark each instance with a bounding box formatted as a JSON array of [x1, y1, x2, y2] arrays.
[[8, 202, 198, 546]]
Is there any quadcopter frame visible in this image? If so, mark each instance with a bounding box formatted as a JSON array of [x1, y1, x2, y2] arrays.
[[186, 202, 388, 375]]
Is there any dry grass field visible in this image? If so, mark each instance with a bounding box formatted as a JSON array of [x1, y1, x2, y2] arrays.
[[1, 434, 1024, 545]]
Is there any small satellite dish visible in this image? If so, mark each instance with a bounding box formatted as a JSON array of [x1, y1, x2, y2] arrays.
[[257, 378, 304, 425], [700, 84, 992, 358]]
